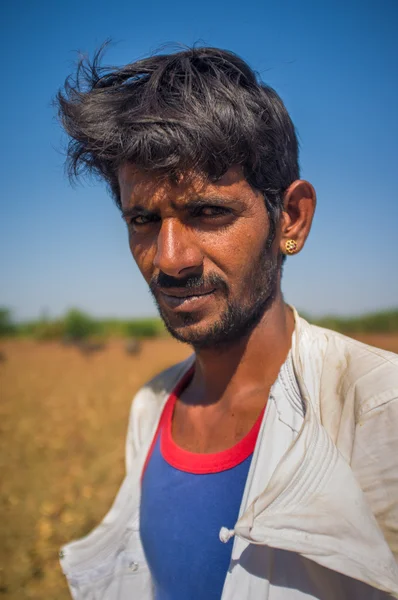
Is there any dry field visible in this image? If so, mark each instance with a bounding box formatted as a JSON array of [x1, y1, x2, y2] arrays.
[[0, 333, 397, 599], [0, 337, 191, 599]]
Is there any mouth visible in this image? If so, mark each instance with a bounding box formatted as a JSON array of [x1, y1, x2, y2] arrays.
[[158, 288, 216, 310]]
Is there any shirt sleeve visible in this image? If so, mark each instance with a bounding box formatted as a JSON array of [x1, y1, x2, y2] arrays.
[[351, 396, 398, 562]]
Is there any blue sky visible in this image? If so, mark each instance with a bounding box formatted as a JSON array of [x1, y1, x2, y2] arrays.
[[1, 0, 397, 320]]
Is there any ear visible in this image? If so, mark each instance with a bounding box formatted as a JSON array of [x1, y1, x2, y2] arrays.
[[279, 180, 316, 255]]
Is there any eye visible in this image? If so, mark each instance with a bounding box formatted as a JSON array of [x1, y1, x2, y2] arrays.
[[194, 206, 231, 218], [130, 214, 160, 226]]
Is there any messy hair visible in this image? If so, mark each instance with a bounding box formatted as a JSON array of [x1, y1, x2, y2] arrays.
[[56, 45, 299, 228]]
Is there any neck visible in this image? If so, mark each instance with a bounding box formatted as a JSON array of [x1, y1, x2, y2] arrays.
[[188, 296, 295, 408]]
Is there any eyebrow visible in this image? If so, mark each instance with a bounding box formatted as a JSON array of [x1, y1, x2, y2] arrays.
[[121, 205, 154, 220], [121, 195, 238, 219], [184, 196, 232, 209]]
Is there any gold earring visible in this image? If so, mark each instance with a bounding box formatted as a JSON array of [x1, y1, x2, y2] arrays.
[[285, 239, 298, 254]]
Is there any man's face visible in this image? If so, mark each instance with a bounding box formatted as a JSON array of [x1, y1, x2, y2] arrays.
[[118, 165, 281, 349]]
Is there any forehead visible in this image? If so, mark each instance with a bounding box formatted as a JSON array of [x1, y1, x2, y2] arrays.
[[117, 164, 260, 209]]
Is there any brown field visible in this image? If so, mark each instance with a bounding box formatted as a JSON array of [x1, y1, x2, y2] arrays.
[[0, 337, 191, 600], [0, 333, 397, 599]]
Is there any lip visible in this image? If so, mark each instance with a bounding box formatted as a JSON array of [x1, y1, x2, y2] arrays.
[[159, 288, 216, 310]]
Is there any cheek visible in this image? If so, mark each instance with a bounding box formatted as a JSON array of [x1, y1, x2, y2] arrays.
[[129, 236, 156, 281], [205, 222, 268, 278]]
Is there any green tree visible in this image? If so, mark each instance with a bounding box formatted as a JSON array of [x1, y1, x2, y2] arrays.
[[63, 309, 98, 341], [124, 318, 162, 338], [0, 307, 16, 336]]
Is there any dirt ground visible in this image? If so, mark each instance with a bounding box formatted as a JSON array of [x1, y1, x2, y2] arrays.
[[0, 333, 397, 599]]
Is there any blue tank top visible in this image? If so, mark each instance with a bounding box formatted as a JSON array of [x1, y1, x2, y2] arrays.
[[140, 367, 265, 600]]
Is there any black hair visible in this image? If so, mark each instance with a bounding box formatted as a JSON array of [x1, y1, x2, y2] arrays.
[[56, 45, 299, 232]]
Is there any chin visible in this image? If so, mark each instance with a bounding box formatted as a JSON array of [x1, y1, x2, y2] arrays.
[[159, 310, 218, 345], [162, 316, 212, 344], [160, 318, 236, 351], [157, 294, 274, 350]]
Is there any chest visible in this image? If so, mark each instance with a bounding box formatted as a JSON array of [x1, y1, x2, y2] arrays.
[[140, 432, 254, 600], [172, 394, 269, 453]]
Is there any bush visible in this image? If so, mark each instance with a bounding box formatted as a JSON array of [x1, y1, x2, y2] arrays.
[[310, 309, 398, 334], [33, 320, 66, 341], [124, 318, 163, 339], [63, 309, 98, 341], [11, 312, 165, 341], [0, 308, 16, 337]]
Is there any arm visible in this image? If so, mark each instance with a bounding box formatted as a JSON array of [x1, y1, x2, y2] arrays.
[[351, 397, 398, 561]]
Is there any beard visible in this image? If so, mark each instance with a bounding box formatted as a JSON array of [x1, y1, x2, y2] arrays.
[[149, 238, 280, 351]]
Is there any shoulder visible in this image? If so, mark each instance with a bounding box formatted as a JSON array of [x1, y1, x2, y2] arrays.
[[294, 315, 398, 558], [298, 315, 398, 416]]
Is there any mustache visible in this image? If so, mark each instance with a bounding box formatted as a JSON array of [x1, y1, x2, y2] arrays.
[[149, 272, 228, 293]]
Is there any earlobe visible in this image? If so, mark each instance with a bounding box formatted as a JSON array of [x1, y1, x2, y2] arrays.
[[279, 180, 316, 255], [284, 239, 298, 254]]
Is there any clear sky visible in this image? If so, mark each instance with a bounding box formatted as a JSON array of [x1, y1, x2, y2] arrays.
[[1, 0, 397, 321]]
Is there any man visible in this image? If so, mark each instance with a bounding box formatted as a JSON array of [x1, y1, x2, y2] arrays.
[[57, 47, 398, 599]]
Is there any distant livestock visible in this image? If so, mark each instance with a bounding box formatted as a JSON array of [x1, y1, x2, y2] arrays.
[[77, 340, 106, 355], [125, 338, 142, 355]]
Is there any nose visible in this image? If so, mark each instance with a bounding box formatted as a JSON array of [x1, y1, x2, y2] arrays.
[[153, 218, 203, 277]]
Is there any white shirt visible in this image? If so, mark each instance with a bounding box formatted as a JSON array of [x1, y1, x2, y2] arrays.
[[60, 310, 398, 599]]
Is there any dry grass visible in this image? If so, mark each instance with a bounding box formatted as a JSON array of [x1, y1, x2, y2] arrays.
[[0, 333, 397, 599], [0, 338, 190, 599]]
